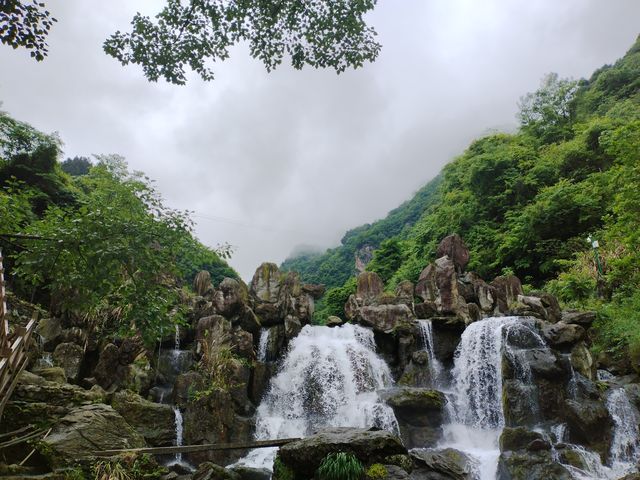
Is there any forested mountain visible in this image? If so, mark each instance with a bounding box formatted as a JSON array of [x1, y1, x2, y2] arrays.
[[289, 35, 640, 360]]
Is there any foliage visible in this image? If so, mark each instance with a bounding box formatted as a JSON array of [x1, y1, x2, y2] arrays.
[[0, 0, 57, 61], [61, 156, 92, 176], [273, 456, 295, 480], [93, 460, 131, 480], [314, 276, 356, 323], [103, 0, 380, 85], [316, 452, 364, 480], [192, 330, 241, 397], [92, 454, 165, 480], [366, 238, 404, 284], [365, 463, 388, 479]]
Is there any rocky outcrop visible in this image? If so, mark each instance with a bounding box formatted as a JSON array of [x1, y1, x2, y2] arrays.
[[40, 403, 145, 468], [111, 390, 175, 446], [497, 450, 573, 480], [436, 234, 470, 273], [410, 448, 476, 480], [379, 388, 446, 447], [276, 428, 406, 478], [194, 270, 213, 296], [93, 339, 153, 394], [52, 342, 84, 383]]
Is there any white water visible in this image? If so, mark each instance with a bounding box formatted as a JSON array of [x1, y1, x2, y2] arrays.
[[173, 407, 184, 463], [237, 324, 398, 469], [417, 319, 443, 386], [439, 317, 533, 480], [607, 388, 640, 475], [257, 328, 270, 362]]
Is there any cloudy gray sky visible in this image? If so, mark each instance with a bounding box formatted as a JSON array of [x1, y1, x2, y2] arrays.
[[1, 1, 639, 280]]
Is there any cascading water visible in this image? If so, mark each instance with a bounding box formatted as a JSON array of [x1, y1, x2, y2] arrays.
[[172, 407, 185, 465], [237, 323, 398, 470], [438, 316, 537, 480], [417, 319, 442, 386], [607, 387, 640, 476], [257, 328, 270, 363]]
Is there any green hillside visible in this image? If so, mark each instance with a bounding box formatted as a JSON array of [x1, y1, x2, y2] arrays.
[[294, 35, 640, 361]]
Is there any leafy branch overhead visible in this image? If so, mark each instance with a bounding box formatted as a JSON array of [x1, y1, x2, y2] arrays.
[[0, 0, 56, 61], [103, 0, 381, 84]]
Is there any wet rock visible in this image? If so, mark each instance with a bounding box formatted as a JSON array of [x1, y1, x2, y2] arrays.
[[436, 234, 470, 273], [497, 450, 572, 480], [499, 427, 544, 452], [357, 271, 385, 302], [193, 462, 240, 480], [250, 263, 282, 303], [562, 310, 596, 328], [410, 448, 476, 480], [277, 427, 406, 478], [228, 465, 271, 480], [250, 362, 277, 405], [542, 322, 586, 348], [563, 398, 613, 458], [379, 388, 446, 448], [415, 258, 470, 322], [112, 390, 175, 446], [359, 304, 414, 333], [502, 380, 539, 427], [571, 342, 596, 380], [284, 315, 302, 339], [265, 324, 285, 361], [40, 403, 145, 468], [399, 351, 432, 388], [52, 342, 84, 383]]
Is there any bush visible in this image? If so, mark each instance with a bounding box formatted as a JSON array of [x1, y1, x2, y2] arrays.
[[273, 456, 295, 480], [365, 463, 387, 479], [316, 452, 364, 480]]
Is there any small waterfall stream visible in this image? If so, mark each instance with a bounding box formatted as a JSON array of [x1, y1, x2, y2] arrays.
[[257, 328, 270, 363], [417, 319, 443, 386], [237, 323, 398, 470], [173, 407, 185, 465]]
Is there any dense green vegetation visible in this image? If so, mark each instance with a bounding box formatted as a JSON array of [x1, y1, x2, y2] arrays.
[[0, 112, 237, 344], [291, 36, 640, 361]]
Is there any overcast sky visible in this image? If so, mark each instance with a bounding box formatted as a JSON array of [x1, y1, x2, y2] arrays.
[[1, 1, 639, 280]]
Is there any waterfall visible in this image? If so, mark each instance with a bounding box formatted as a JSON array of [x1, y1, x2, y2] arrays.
[[237, 323, 398, 470], [173, 324, 181, 355], [439, 316, 534, 480], [257, 328, 270, 362], [172, 407, 185, 465], [417, 319, 442, 386], [607, 388, 640, 475]]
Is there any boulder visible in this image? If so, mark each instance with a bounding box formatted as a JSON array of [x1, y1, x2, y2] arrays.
[[52, 342, 84, 383], [379, 388, 446, 447], [357, 271, 385, 302], [214, 278, 249, 318], [436, 234, 470, 273], [460, 272, 497, 313], [490, 275, 524, 313], [542, 322, 586, 349], [228, 466, 271, 480], [193, 462, 240, 480], [399, 351, 432, 388], [197, 315, 232, 342], [32, 366, 67, 384], [561, 310, 596, 328], [564, 398, 613, 458], [250, 263, 282, 303], [515, 295, 548, 320], [326, 316, 344, 327], [410, 448, 476, 480], [277, 428, 406, 478], [571, 342, 596, 380], [415, 264, 437, 303], [173, 371, 204, 407], [497, 451, 572, 480], [359, 304, 414, 333], [111, 390, 176, 446], [233, 306, 261, 336], [415, 258, 470, 322], [232, 328, 255, 360], [502, 381, 539, 427], [302, 283, 325, 299], [284, 315, 302, 339], [194, 270, 213, 296], [395, 280, 415, 304], [40, 403, 145, 468], [36, 317, 62, 349], [499, 427, 544, 452]]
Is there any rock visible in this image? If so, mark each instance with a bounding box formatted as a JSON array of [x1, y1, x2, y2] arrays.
[[250, 362, 276, 405], [502, 380, 539, 427], [563, 398, 613, 458], [499, 427, 544, 452], [533, 292, 561, 324], [416, 257, 470, 322], [284, 315, 302, 339], [228, 465, 271, 480], [232, 328, 255, 360], [52, 342, 84, 383], [467, 302, 481, 322], [193, 462, 241, 480], [32, 366, 67, 384], [516, 295, 548, 319], [379, 388, 446, 448], [194, 270, 213, 296], [357, 271, 385, 302], [526, 439, 551, 451], [395, 280, 415, 304], [490, 275, 524, 313], [326, 316, 344, 327], [40, 403, 145, 468], [173, 371, 204, 407], [398, 351, 432, 388], [277, 427, 406, 478], [436, 234, 470, 273], [250, 263, 282, 303], [265, 325, 285, 361], [359, 304, 414, 333], [415, 264, 437, 303], [302, 283, 325, 299], [561, 310, 596, 328], [355, 244, 376, 273], [214, 278, 249, 317], [372, 464, 409, 479], [121, 353, 154, 395], [197, 315, 232, 342], [36, 317, 62, 349], [571, 342, 596, 380], [542, 322, 586, 348], [522, 349, 564, 379], [233, 307, 261, 336], [93, 343, 120, 389], [111, 390, 175, 446], [461, 272, 497, 313], [414, 302, 437, 319], [497, 451, 573, 480], [410, 448, 476, 480]]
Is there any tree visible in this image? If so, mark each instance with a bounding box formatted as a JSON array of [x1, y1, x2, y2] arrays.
[[0, 0, 56, 61], [61, 156, 92, 176], [518, 73, 578, 144], [104, 0, 381, 84]]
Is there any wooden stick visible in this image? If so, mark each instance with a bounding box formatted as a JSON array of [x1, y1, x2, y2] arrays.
[[93, 437, 301, 457], [19, 427, 52, 466]]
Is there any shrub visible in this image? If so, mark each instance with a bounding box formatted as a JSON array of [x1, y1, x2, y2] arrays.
[[365, 463, 387, 479], [316, 452, 364, 480], [273, 456, 295, 480]]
